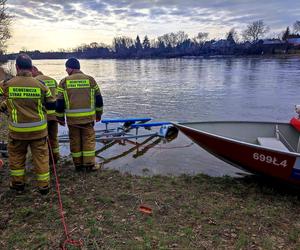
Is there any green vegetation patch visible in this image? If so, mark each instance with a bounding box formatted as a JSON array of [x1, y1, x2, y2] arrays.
[[0, 160, 300, 249]]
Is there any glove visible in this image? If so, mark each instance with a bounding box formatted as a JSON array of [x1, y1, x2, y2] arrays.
[[58, 121, 65, 126], [96, 114, 102, 122], [56, 116, 65, 126]]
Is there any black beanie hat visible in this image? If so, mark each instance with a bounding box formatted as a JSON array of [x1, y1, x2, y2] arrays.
[[16, 53, 32, 70], [65, 58, 80, 69]]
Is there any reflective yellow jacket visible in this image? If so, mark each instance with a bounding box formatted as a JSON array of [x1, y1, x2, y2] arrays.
[[56, 70, 103, 125], [0, 71, 56, 140]]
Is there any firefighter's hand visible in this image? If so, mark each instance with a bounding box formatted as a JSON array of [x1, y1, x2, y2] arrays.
[[96, 114, 102, 122], [57, 117, 65, 126], [58, 121, 65, 126]]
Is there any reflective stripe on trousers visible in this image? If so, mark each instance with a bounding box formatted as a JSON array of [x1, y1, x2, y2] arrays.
[[36, 172, 50, 181], [72, 151, 82, 158], [72, 151, 95, 158], [83, 151, 95, 157], [10, 169, 25, 177]]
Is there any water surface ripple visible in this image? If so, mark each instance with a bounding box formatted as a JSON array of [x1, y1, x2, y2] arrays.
[[4, 57, 299, 176]]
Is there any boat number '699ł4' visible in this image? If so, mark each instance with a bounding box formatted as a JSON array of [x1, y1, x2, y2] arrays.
[[253, 153, 288, 168]]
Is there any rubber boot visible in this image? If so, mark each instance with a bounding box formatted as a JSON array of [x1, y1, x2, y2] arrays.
[[75, 165, 85, 172], [86, 163, 102, 172], [9, 181, 25, 193], [39, 185, 50, 195]]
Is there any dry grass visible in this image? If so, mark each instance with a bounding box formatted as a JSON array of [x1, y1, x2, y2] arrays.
[[0, 161, 300, 249]]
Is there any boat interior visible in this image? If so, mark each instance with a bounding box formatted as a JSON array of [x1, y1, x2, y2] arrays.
[[180, 122, 300, 153]]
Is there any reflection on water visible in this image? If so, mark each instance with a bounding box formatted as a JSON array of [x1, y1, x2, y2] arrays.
[[58, 122, 245, 177], [98, 131, 243, 177], [98, 135, 164, 164], [3, 57, 300, 176]]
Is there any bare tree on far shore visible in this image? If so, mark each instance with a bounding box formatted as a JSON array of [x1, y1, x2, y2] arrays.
[[293, 21, 300, 34], [242, 20, 269, 42], [226, 28, 239, 44], [0, 0, 11, 54], [192, 32, 209, 45]]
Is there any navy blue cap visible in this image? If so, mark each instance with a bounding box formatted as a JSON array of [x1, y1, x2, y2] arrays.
[[16, 53, 32, 70], [65, 58, 80, 69]]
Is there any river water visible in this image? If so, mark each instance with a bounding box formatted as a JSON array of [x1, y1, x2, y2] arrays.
[[3, 56, 300, 176]]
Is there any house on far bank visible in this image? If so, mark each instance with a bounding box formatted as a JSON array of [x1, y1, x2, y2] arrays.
[[262, 39, 284, 45], [242, 41, 252, 49], [211, 39, 236, 54], [211, 39, 234, 49], [287, 38, 300, 47], [261, 39, 286, 54]]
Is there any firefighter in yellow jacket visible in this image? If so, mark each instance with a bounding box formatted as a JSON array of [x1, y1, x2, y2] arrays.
[[32, 66, 59, 163], [56, 58, 103, 171], [0, 54, 56, 194]]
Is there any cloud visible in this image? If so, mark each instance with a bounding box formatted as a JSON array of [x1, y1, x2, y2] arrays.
[[8, 0, 300, 28], [6, 0, 300, 52]]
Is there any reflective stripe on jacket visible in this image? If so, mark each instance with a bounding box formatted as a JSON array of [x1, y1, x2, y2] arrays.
[[35, 74, 58, 121]]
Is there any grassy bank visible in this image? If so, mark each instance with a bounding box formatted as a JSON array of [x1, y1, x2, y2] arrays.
[[0, 161, 300, 249]]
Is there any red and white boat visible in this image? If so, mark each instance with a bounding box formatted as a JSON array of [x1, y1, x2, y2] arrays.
[[174, 120, 300, 185]]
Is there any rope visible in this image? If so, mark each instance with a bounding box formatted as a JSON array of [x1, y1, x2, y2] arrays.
[[47, 138, 83, 249], [150, 142, 194, 150]]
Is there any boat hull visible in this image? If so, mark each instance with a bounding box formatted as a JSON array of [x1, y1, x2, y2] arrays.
[[175, 122, 300, 185]]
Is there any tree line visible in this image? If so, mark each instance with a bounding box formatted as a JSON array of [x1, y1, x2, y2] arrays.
[[0, 0, 300, 60], [17, 21, 299, 60], [0, 0, 11, 55]]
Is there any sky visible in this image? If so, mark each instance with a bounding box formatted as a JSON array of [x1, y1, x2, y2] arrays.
[[6, 0, 300, 52]]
